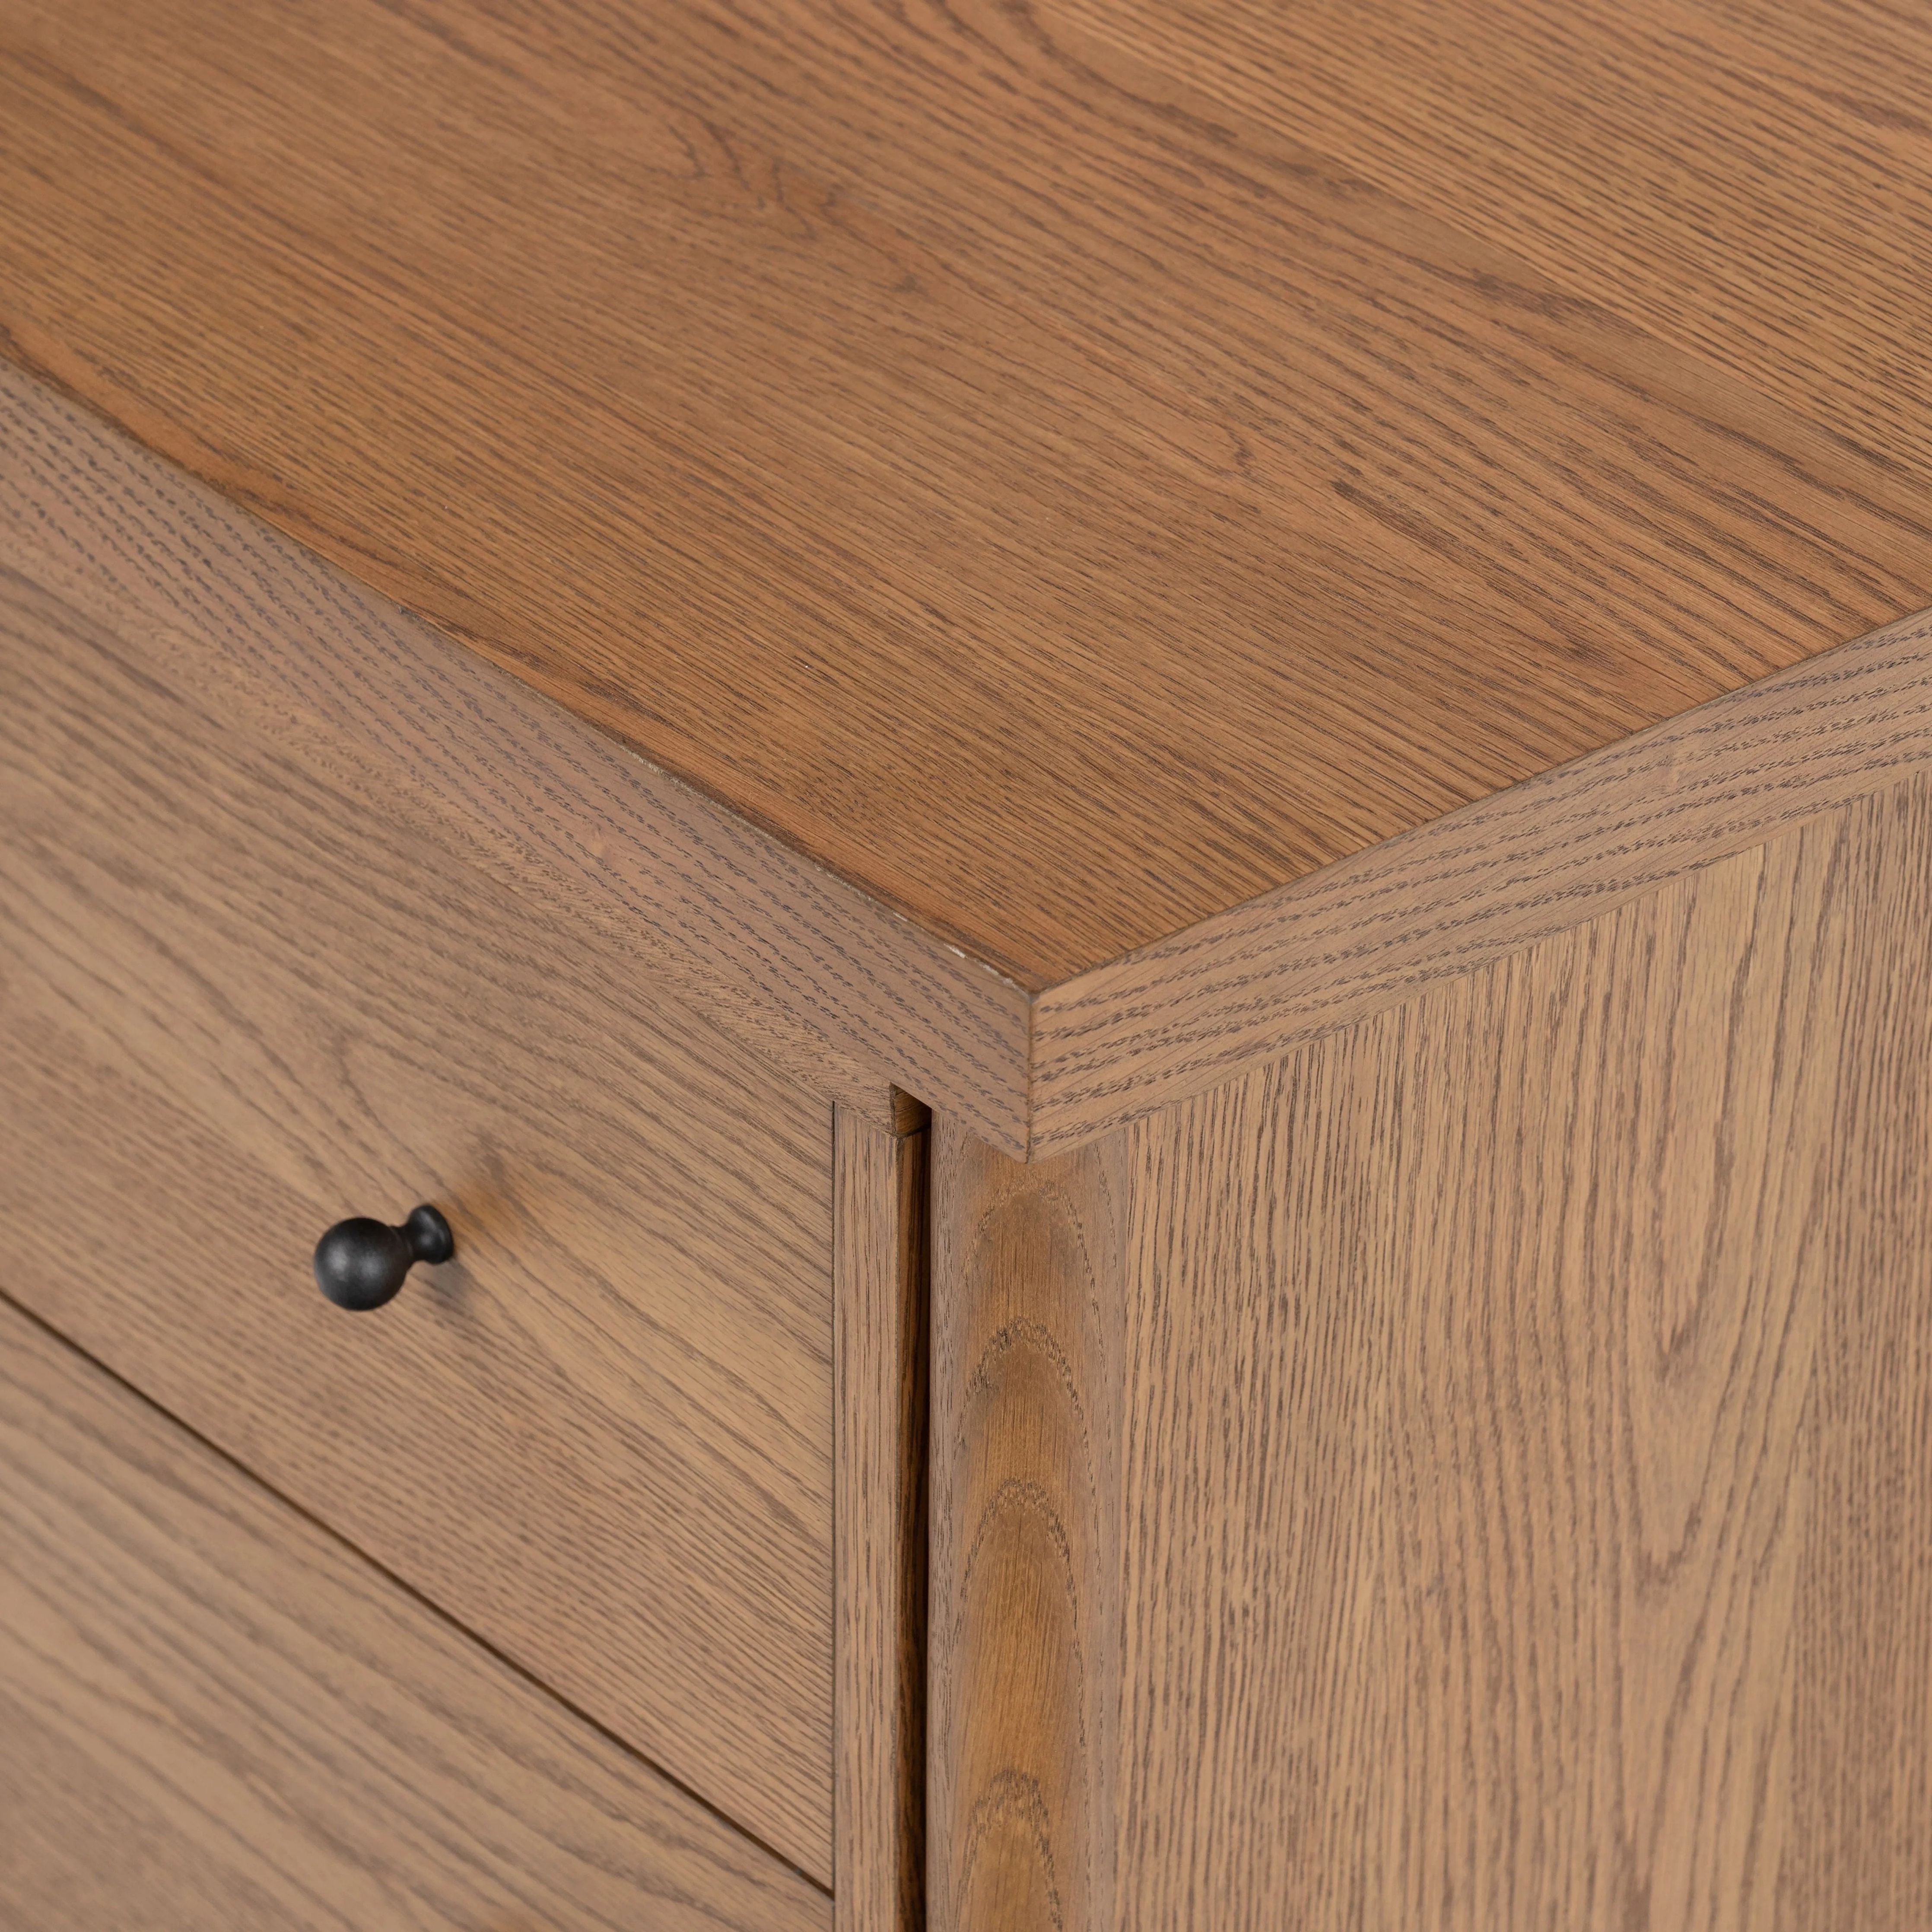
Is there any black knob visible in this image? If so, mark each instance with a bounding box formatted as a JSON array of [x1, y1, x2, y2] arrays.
[[313, 1204, 454, 1311]]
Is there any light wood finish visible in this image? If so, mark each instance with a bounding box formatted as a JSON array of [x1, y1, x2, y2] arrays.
[[0, 1299, 830, 1932], [3, 14, 1928, 1915], [929, 1126, 1125, 1932], [0, 359, 1025, 1153], [1028, 600, 1932, 1151], [1780, 775, 1932, 1930], [19, 362, 1932, 1163], [1061, 0, 1932, 474], [0, 556, 837, 1874], [6, 0, 1932, 995], [834, 1108, 929, 1932], [931, 781, 1932, 1929], [1110, 822, 1849, 1930]]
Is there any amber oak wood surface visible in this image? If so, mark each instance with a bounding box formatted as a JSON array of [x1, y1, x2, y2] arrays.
[[1778, 777, 1932, 1930], [0, 1299, 831, 1932], [0, 359, 1022, 1152], [0, 554, 838, 1875], [1063, 0, 1932, 475], [18, 360, 1932, 1162], [931, 779, 1932, 1931], [929, 1130, 1125, 1932], [5, 0, 1932, 995], [1027, 598, 1932, 1151], [834, 1109, 930, 1932]]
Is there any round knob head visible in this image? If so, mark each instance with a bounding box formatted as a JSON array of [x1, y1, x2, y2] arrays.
[[313, 1205, 454, 1311]]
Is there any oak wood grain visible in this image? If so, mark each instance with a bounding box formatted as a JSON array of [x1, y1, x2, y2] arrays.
[[928, 1122, 1125, 1932], [0, 557, 837, 1874], [21, 360, 1932, 1164], [833, 1109, 929, 1932], [0, 359, 1031, 1156], [1060, 0, 1932, 475], [4, 0, 1930, 988], [1028, 601, 1932, 1152], [933, 783, 1932, 1928], [1777, 775, 1932, 1929], [1114, 823, 1849, 1929], [0, 1297, 831, 1932]]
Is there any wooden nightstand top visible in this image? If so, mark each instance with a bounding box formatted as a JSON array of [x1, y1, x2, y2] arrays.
[[3, 0, 1928, 995]]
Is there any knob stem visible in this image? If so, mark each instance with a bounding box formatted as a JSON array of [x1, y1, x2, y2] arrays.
[[400, 1203, 455, 1266]]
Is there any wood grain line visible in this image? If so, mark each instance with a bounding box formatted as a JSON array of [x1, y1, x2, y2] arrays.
[[928, 1119, 1125, 1932], [1030, 601, 1932, 1152], [0, 1295, 832, 1932], [834, 1108, 930, 1932], [0, 549, 840, 1873], [16, 359, 1932, 1165], [0, 361, 1033, 1155], [6, 0, 1932, 985]]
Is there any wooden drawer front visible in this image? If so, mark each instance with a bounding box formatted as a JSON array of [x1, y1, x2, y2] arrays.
[[0, 557, 835, 1877], [0, 1300, 830, 1932]]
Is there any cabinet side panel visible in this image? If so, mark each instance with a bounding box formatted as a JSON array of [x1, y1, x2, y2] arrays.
[[1776, 779, 1932, 1929], [928, 1120, 1125, 1932], [1117, 805, 1893, 1928], [835, 1109, 929, 1932]]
